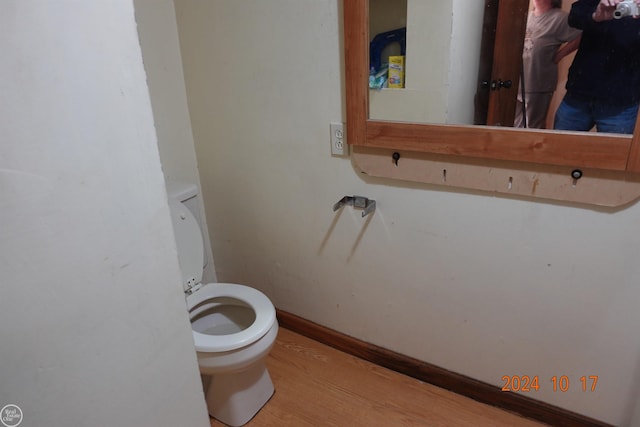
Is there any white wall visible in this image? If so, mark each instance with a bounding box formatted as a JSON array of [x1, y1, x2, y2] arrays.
[[0, 2, 209, 426], [133, 0, 216, 283], [173, 0, 640, 425], [448, 0, 485, 124]]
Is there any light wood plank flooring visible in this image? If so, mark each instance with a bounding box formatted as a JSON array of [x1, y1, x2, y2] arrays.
[[211, 328, 545, 427], [209, 328, 548, 426]]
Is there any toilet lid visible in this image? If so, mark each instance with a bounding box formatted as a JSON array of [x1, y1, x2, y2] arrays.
[[186, 283, 276, 352], [168, 198, 203, 291]]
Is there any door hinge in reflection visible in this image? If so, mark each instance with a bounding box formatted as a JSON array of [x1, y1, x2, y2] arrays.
[[481, 79, 512, 91]]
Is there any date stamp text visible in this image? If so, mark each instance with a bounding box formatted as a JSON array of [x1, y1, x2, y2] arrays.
[[501, 375, 599, 392]]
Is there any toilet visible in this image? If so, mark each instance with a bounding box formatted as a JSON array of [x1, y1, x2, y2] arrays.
[[168, 184, 278, 427]]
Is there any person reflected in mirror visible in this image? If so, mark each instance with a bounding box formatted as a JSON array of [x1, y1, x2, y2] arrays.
[[553, 0, 640, 134], [515, 0, 582, 129]]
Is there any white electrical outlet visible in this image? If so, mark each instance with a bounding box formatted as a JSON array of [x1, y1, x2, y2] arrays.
[[330, 122, 347, 156]]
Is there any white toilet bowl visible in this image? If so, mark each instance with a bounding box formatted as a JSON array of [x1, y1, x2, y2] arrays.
[[187, 283, 278, 426], [168, 190, 278, 426], [188, 283, 278, 374]]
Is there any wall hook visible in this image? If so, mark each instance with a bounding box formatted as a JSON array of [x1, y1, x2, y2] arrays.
[[333, 195, 376, 217]]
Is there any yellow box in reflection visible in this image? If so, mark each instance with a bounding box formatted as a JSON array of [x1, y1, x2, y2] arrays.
[[388, 56, 405, 89]]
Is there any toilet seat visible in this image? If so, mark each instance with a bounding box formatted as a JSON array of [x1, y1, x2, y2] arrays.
[[186, 283, 276, 353]]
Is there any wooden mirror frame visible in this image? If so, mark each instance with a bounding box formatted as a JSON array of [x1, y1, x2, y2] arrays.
[[344, 0, 640, 173]]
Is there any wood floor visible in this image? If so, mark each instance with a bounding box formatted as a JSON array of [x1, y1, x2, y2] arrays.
[[209, 328, 548, 426]]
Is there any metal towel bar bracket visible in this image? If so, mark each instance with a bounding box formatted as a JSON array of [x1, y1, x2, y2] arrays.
[[333, 195, 376, 217]]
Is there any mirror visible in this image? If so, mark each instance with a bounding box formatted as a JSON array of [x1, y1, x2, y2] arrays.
[[345, 0, 640, 172]]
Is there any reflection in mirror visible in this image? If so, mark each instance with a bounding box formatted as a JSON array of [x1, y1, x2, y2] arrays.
[[369, 0, 488, 125], [513, 0, 581, 130], [368, 0, 584, 131]]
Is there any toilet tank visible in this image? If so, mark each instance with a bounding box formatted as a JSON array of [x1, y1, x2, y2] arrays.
[[166, 181, 210, 273]]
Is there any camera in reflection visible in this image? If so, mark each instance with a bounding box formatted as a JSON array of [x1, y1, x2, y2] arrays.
[[614, 0, 640, 19]]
